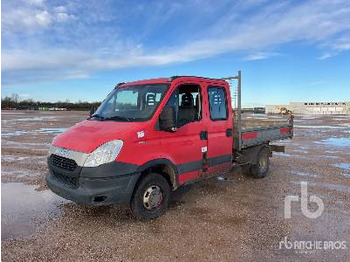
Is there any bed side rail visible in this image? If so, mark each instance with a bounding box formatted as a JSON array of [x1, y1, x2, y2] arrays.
[[239, 124, 293, 149]]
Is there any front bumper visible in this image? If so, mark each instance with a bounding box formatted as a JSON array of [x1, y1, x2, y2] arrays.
[[46, 160, 141, 206]]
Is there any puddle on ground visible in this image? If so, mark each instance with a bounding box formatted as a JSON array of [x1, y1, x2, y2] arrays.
[[1, 183, 68, 240], [291, 180, 350, 194], [289, 170, 317, 178], [38, 128, 68, 134], [324, 150, 340, 154], [3, 116, 59, 122], [1, 130, 28, 137], [2, 128, 67, 137], [1, 139, 51, 150], [1, 155, 46, 163], [216, 176, 237, 183], [276, 139, 292, 144], [332, 163, 350, 177], [294, 125, 347, 129], [322, 155, 339, 159], [273, 152, 291, 157], [315, 137, 350, 148], [319, 183, 350, 194], [332, 163, 350, 170], [292, 149, 308, 154]]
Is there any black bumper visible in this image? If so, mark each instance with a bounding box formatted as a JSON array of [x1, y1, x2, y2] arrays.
[[46, 160, 141, 206]]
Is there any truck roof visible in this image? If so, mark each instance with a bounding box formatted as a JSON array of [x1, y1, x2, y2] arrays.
[[120, 76, 228, 87]]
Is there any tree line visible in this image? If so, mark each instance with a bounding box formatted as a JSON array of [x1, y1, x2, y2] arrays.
[[1, 94, 100, 111]]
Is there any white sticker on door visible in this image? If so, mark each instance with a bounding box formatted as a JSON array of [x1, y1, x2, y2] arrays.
[[137, 131, 145, 138]]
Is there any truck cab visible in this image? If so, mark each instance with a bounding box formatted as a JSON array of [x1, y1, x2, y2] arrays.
[[46, 73, 292, 220]]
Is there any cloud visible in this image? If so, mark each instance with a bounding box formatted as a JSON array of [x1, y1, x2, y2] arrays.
[[56, 12, 69, 22], [54, 6, 67, 13], [298, 80, 328, 87], [318, 33, 350, 59], [2, 1, 74, 33], [243, 52, 281, 61], [27, 0, 45, 6], [318, 53, 334, 60], [2, 0, 350, 85], [35, 11, 52, 26]]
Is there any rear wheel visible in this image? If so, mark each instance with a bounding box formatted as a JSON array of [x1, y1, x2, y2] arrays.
[[130, 173, 170, 220], [242, 147, 270, 179]]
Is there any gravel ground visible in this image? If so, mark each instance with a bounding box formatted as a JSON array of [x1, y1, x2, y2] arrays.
[[1, 111, 350, 261]]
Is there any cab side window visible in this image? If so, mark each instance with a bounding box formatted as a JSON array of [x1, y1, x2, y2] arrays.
[[163, 84, 202, 128], [208, 86, 228, 120]]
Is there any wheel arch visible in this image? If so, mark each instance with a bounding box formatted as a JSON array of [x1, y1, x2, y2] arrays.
[[239, 143, 270, 165], [136, 159, 179, 190]]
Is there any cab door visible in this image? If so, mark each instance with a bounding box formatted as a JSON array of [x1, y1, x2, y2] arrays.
[[205, 85, 233, 175], [157, 82, 208, 185]]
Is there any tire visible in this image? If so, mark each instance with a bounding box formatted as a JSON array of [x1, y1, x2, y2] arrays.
[[250, 147, 270, 178], [241, 164, 251, 176], [241, 147, 270, 179], [130, 173, 170, 220]]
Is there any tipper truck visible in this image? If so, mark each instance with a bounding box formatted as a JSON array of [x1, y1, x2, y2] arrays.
[[46, 71, 293, 220]]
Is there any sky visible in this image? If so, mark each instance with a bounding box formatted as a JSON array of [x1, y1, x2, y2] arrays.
[[1, 0, 350, 107]]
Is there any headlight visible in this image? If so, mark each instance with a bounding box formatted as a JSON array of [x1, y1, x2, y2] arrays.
[[84, 140, 123, 167]]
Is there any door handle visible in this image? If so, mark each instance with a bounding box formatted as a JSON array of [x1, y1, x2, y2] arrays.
[[200, 131, 208, 140], [226, 128, 233, 137]]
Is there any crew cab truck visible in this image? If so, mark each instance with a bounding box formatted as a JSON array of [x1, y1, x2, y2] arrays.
[[46, 71, 293, 220]]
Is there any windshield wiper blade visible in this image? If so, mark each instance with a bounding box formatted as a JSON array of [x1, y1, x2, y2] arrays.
[[90, 114, 105, 120]]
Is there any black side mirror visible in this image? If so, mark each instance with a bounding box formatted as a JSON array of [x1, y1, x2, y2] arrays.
[[159, 107, 177, 132], [89, 106, 96, 117]]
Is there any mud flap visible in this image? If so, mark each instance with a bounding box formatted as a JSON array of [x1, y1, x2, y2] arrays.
[[202, 152, 208, 172]]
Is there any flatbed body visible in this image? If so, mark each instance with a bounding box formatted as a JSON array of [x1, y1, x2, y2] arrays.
[[238, 119, 293, 150]]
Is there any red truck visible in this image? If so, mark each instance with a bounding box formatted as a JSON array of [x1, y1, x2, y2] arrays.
[[46, 71, 293, 220]]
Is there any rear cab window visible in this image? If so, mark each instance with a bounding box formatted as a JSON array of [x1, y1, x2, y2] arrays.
[[208, 86, 228, 121]]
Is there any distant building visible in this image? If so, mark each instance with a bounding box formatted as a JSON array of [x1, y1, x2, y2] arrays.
[[266, 102, 350, 114], [38, 107, 67, 111]]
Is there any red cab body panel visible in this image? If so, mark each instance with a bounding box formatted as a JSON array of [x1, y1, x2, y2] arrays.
[[52, 77, 234, 187]]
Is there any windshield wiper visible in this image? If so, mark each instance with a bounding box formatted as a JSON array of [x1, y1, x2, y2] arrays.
[[90, 114, 105, 120], [103, 116, 133, 122]]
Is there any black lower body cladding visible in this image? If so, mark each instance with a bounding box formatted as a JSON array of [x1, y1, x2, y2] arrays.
[[46, 160, 141, 205], [46, 155, 233, 206]]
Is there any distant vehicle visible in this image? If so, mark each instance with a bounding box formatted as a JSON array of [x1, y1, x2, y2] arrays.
[[46, 71, 293, 220]]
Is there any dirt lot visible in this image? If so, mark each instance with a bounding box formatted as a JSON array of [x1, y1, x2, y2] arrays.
[[1, 111, 350, 261]]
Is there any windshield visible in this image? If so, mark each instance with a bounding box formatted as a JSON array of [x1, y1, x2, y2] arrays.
[[91, 84, 170, 122]]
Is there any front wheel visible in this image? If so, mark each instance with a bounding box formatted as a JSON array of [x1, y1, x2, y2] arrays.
[[130, 173, 170, 220]]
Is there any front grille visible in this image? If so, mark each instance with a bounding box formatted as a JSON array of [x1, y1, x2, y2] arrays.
[[52, 171, 79, 187], [51, 154, 77, 171]]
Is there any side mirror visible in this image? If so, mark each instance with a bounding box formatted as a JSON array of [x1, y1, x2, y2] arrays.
[[159, 107, 177, 132], [89, 106, 96, 118]]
